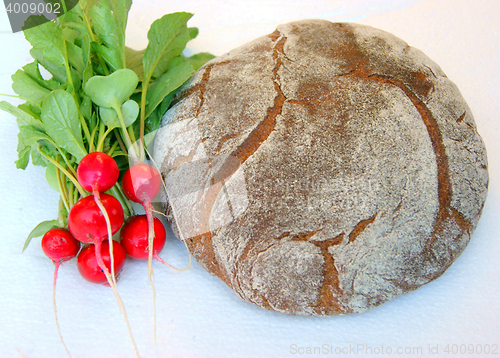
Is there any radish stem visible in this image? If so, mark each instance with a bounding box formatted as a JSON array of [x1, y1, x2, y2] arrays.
[[114, 105, 138, 161], [78, 1, 109, 76], [78, 113, 92, 147], [107, 141, 120, 157], [57, 198, 65, 228], [55, 161, 70, 213], [109, 184, 134, 218], [67, 183, 75, 208], [95, 121, 106, 153], [46, 139, 78, 177], [73, 185, 79, 207], [114, 129, 128, 155], [38, 146, 87, 197], [88, 120, 99, 153]]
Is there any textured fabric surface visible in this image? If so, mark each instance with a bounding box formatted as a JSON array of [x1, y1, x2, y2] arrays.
[[0, 0, 498, 356]]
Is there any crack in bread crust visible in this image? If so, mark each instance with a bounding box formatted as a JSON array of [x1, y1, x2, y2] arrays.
[[348, 213, 378, 244], [231, 33, 287, 165], [230, 31, 290, 305], [365, 74, 472, 257]]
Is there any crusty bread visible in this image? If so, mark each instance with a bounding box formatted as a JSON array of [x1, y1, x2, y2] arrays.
[[153, 20, 489, 315]]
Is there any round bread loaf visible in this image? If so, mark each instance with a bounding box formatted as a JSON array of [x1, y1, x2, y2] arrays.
[[153, 20, 489, 316]]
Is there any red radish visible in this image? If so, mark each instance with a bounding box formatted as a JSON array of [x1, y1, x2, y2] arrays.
[[121, 163, 162, 258], [121, 162, 161, 203], [67, 194, 123, 244], [120, 215, 190, 272], [76, 152, 119, 193], [120, 215, 166, 260], [121, 164, 162, 258], [42, 228, 81, 263], [41, 228, 81, 358], [77, 240, 126, 284]]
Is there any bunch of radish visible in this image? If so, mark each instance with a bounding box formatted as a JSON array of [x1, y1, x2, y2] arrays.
[[41, 151, 188, 358], [1, 2, 213, 356]]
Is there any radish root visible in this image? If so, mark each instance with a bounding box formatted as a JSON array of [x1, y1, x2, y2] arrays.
[[132, 146, 193, 346], [142, 200, 158, 345], [144, 146, 192, 267], [93, 239, 141, 358], [52, 261, 72, 358], [154, 252, 192, 272], [15, 348, 29, 358], [152, 209, 192, 271]]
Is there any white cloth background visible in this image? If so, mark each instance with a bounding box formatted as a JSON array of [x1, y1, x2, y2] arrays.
[[0, 1, 498, 357]]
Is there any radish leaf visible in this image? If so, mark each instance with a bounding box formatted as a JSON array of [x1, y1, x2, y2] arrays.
[[121, 100, 140, 126], [0, 101, 41, 129], [145, 60, 194, 118], [22, 220, 58, 253], [84, 68, 139, 109], [188, 27, 199, 40], [80, 34, 93, 85], [15, 147, 31, 169], [23, 17, 68, 84], [125, 46, 145, 80], [11, 70, 51, 104], [41, 90, 87, 161], [65, 40, 85, 75], [100, 99, 139, 129], [21, 62, 61, 91], [134, 91, 175, 141], [45, 163, 61, 193], [91, 0, 132, 72], [17, 125, 53, 149], [143, 12, 193, 81], [184, 52, 216, 71]]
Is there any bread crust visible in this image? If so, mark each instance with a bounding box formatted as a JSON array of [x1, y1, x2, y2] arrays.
[[153, 20, 489, 315]]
